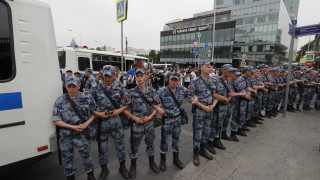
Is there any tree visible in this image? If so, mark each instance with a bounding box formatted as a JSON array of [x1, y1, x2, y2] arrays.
[[96, 47, 102, 51], [149, 50, 156, 63]]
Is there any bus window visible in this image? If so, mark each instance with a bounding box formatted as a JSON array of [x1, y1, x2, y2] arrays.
[[0, 2, 15, 82], [57, 51, 66, 69], [78, 57, 90, 71]]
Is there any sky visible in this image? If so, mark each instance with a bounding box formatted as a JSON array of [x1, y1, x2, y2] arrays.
[[40, 0, 320, 52]]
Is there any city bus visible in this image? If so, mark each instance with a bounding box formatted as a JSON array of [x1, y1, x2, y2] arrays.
[[58, 47, 150, 76], [0, 0, 61, 176]]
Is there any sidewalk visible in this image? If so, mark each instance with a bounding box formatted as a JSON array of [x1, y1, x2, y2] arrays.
[[173, 110, 320, 180]]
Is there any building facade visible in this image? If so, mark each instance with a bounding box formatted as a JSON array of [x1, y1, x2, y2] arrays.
[[160, 0, 299, 67]]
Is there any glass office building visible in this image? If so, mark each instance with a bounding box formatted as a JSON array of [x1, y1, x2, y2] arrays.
[[283, 0, 300, 21], [160, 0, 297, 67]]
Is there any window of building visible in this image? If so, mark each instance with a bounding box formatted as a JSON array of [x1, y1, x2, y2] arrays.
[[78, 57, 90, 71], [257, 45, 263, 52], [257, 15, 266, 23], [0, 2, 15, 82]]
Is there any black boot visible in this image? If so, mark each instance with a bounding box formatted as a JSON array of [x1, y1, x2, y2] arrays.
[[296, 104, 301, 111], [87, 170, 96, 180], [315, 104, 320, 110], [303, 105, 310, 111], [265, 111, 271, 118], [213, 138, 226, 150], [307, 105, 313, 110], [270, 110, 277, 117], [242, 125, 251, 132], [149, 156, 160, 174], [259, 112, 264, 117], [221, 131, 233, 141], [98, 165, 109, 180], [246, 119, 256, 128], [173, 152, 185, 169], [159, 153, 166, 172], [291, 105, 297, 111], [279, 106, 284, 113], [67, 175, 75, 180], [256, 115, 263, 120], [237, 128, 247, 136], [119, 161, 129, 179], [193, 148, 200, 166], [129, 158, 137, 179], [253, 119, 263, 124], [287, 106, 294, 112], [207, 141, 217, 154], [199, 143, 213, 160], [230, 131, 239, 142]]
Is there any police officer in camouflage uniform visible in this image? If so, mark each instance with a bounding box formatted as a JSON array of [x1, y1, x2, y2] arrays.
[[258, 64, 271, 117], [230, 66, 252, 138], [157, 72, 187, 171], [187, 61, 219, 166], [314, 72, 320, 110], [265, 68, 278, 117], [301, 69, 314, 110], [249, 68, 264, 125], [91, 65, 130, 180], [124, 68, 163, 179], [208, 64, 233, 152], [84, 68, 98, 94], [52, 76, 96, 180]]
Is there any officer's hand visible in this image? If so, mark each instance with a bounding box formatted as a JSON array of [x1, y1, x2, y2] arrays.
[[141, 116, 152, 123], [254, 90, 257, 94], [157, 108, 165, 116], [98, 112, 108, 119], [228, 92, 236, 97], [133, 117, 143, 124], [203, 105, 212, 112], [192, 95, 199, 105], [224, 99, 230, 104], [112, 109, 121, 117], [72, 125, 83, 132], [263, 88, 268, 92], [79, 123, 88, 130]]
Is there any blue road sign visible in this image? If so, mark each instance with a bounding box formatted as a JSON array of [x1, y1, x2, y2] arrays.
[[204, 43, 209, 49], [193, 49, 198, 56], [295, 24, 320, 37], [288, 24, 294, 36]]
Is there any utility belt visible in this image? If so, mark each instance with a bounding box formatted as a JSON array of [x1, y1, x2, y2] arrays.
[[163, 114, 181, 119]]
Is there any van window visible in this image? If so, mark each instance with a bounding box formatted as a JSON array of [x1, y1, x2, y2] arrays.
[[0, 2, 15, 82], [78, 57, 90, 71], [58, 51, 66, 69]]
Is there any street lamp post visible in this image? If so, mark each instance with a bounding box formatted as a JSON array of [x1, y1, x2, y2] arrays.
[[68, 29, 82, 46], [211, 0, 216, 63], [198, 30, 201, 67]]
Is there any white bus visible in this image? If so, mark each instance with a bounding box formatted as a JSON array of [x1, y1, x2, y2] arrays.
[[0, 0, 61, 173], [58, 47, 150, 76]]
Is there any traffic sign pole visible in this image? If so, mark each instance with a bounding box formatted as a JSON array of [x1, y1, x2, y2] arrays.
[[283, 24, 296, 118]]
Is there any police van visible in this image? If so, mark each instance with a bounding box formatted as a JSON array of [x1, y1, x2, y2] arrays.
[[0, 0, 61, 174], [58, 47, 150, 77]]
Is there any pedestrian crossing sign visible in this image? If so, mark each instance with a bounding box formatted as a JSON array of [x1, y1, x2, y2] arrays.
[[240, 62, 246, 67], [305, 54, 314, 61], [116, 0, 128, 22]]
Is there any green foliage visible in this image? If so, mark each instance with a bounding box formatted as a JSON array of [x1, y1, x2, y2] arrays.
[[296, 40, 315, 61]]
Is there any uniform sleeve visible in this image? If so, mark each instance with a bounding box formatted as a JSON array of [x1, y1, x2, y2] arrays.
[[120, 87, 130, 106], [187, 80, 197, 103], [210, 77, 217, 94], [52, 98, 63, 123], [235, 79, 245, 92], [86, 94, 97, 111], [150, 88, 161, 106], [182, 86, 189, 99]]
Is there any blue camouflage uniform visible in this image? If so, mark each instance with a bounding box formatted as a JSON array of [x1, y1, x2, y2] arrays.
[[157, 84, 188, 154], [209, 76, 230, 141], [127, 85, 161, 159], [85, 76, 98, 93], [266, 70, 277, 112], [52, 77, 95, 176], [91, 66, 129, 166], [230, 73, 250, 132], [187, 75, 217, 148], [259, 72, 269, 111], [301, 72, 313, 107], [256, 70, 265, 115], [224, 79, 235, 131], [314, 73, 320, 106]]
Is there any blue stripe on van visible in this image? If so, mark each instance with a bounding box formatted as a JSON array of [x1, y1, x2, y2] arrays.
[[0, 92, 23, 111]]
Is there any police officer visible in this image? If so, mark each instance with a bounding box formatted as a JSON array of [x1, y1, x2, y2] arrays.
[[230, 66, 252, 138], [208, 64, 233, 152], [187, 61, 219, 166], [227, 69, 246, 142], [52, 76, 96, 180], [91, 65, 130, 180], [250, 68, 264, 125], [123, 68, 163, 179], [314, 72, 320, 110], [258, 64, 271, 117], [292, 70, 303, 111], [265, 68, 278, 117], [157, 72, 188, 171], [301, 69, 314, 110], [84, 68, 97, 94]]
